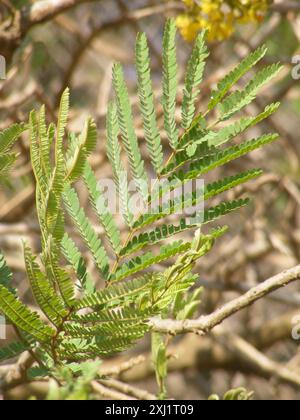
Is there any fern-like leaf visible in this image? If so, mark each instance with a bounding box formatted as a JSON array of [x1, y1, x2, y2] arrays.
[[185, 103, 280, 154], [42, 238, 76, 307], [182, 31, 209, 129], [136, 32, 164, 174], [0, 285, 55, 342], [0, 154, 17, 175], [219, 63, 282, 121], [106, 102, 133, 227], [63, 186, 110, 280], [38, 105, 51, 180], [121, 202, 248, 257], [24, 244, 68, 325], [83, 162, 121, 254], [56, 88, 69, 158], [112, 63, 148, 200], [162, 19, 179, 149], [134, 169, 261, 230], [61, 233, 95, 295], [209, 45, 267, 110], [0, 123, 26, 154], [0, 252, 13, 289], [112, 241, 191, 282], [0, 341, 29, 362], [75, 275, 152, 310], [66, 117, 97, 182], [29, 110, 48, 198], [71, 305, 153, 324], [167, 134, 279, 188]]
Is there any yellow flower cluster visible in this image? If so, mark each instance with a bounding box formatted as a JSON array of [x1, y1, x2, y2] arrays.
[[176, 0, 270, 42]]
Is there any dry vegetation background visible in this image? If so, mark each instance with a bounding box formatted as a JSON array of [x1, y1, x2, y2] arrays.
[[1, 0, 300, 400]]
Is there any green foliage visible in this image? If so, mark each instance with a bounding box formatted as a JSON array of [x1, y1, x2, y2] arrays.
[[0, 285, 55, 342], [152, 332, 168, 400], [83, 162, 121, 254], [209, 387, 254, 401], [112, 241, 191, 282], [219, 63, 282, 121], [106, 102, 133, 226], [24, 244, 68, 325], [0, 341, 29, 362], [11, 0, 29, 9], [163, 20, 179, 150], [46, 361, 101, 400], [208, 45, 268, 110], [61, 234, 95, 295], [63, 185, 110, 280], [136, 33, 164, 173], [0, 20, 281, 382], [112, 63, 148, 200], [182, 31, 209, 130], [0, 123, 25, 178], [66, 118, 97, 183], [173, 286, 203, 321], [0, 252, 13, 290]]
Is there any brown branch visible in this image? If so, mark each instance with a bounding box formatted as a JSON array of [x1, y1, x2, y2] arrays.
[[56, 2, 182, 103], [24, 0, 183, 28], [0, 352, 34, 391], [271, 2, 300, 13], [150, 265, 300, 335], [214, 330, 300, 388], [101, 309, 300, 385], [98, 378, 156, 400], [0, 1, 182, 63], [100, 355, 146, 378], [90, 380, 135, 400], [3, 309, 299, 397], [23, 0, 97, 28]]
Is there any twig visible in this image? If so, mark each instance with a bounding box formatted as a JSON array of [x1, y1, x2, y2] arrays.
[[0, 184, 35, 222], [91, 380, 135, 400], [0, 352, 34, 391], [25, 0, 183, 28], [150, 265, 300, 334], [56, 2, 182, 102], [0, 82, 36, 110], [198, 278, 300, 308], [0, 1, 183, 62], [96, 61, 113, 119], [99, 378, 156, 400], [215, 331, 300, 388], [101, 309, 300, 384], [100, 355, 146, 377], [272, 2, 300, 13]]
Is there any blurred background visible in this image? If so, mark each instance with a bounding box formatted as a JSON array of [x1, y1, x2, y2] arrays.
[[1, 0, 300, 400]]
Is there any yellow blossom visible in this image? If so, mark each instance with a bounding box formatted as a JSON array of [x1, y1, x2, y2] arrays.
[[176, 14, 203, 42], [176, 0, 270, 42]]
